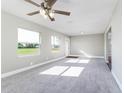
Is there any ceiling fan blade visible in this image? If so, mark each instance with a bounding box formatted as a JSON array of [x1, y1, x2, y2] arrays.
[[45, 0, 57, 7], [25, 0, 40, 7], [53, 10, 70, 16], [27, 11, 40, 16]]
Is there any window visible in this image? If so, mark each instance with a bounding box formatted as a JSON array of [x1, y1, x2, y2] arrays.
[[17, 28, 40, 56], [51, 36, 60, 52]]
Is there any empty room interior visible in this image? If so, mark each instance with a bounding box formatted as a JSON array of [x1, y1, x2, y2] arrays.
[[1, 0, 122, 93]]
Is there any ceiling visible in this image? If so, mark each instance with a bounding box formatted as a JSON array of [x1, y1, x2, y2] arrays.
[[2, 0, 118, 36]]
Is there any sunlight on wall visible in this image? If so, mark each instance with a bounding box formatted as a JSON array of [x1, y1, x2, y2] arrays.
[[40, 66, 69, 75], [30, 62, 33, 65], [79, 50, 92, 58], [61, 67, 84, 77], [40, 66, 85, 77]]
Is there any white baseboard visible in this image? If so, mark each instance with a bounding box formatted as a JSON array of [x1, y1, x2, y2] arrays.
[[112, 71, 122, 91], [69, 55, 104, 58], [88, 56, 104, 58], [1, 56, 65, 78]]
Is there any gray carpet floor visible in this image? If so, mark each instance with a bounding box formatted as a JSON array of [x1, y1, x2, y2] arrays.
[[2, 58, 121, 93]]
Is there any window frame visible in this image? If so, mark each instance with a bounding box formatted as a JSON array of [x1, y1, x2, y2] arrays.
[[17, 28, 41, 57], [51, 35, 60, 52]]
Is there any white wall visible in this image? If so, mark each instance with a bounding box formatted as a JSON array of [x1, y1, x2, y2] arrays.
[[1, 11, 69, 73], [70, 34, 104, 57], [110, 0, 122, 89]]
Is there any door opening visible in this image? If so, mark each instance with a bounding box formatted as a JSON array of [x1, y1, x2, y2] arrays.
[[105, 27, 112, 70]]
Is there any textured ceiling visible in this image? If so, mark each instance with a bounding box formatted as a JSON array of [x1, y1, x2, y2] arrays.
[[2, 0, 118, 36]]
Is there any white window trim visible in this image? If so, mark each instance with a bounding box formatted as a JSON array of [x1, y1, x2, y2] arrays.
[[17, 28, 41, 57]]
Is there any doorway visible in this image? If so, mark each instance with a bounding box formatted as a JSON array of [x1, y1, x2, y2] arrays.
[[105, 27, 112, 70]]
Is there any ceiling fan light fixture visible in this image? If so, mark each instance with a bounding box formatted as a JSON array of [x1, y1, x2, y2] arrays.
[[43, 14, 48, 19], [40, 9, 45, 15], [40, 9, 48, 19], [49, 12, 54, 18], [25, 0, 71, 21]]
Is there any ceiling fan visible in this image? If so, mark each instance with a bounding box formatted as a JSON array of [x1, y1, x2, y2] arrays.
[[25, 0, 71, 21]]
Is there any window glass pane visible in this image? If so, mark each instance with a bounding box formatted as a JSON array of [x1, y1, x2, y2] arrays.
[[17, 28, 40, 56], [55, 37, 59, 45], [51, 36, 54, 48], [51, 36, 60, 52]]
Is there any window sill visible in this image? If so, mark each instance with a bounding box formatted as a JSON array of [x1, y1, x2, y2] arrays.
[[18, 54, 40, 58]]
